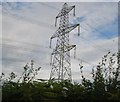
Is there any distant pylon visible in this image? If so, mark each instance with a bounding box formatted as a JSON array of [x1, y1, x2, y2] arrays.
[[49, 3, 80, 82]]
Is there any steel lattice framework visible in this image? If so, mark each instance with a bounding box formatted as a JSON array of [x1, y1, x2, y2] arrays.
[[49, 3, 80, 82]]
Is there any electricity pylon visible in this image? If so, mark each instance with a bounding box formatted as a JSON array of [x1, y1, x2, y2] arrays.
[[49, 3, 80, 82]]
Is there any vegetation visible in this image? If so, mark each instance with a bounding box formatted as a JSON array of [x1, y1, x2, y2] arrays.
[[1, 51, 120, 102]]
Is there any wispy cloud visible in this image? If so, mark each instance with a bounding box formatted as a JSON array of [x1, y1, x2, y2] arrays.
[[0, 0, 119, 2], [2, 2, 118, 81]]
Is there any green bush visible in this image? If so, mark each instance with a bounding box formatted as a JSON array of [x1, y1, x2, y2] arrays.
[[1, 51, 120, 102]]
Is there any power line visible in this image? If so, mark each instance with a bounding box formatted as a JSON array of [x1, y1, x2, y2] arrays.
[[2, 8, 55, 30], [3, 37, 116, 69], [2, 4, 116, 54], [34, 2, 117, 41], [79, 26, 116, 52], [36, 2, 115, 55], [1, 38, 114, 68], [79, 35, 110, 52], [2, 57, 50, 67], [2, 43, 51, 56], [38, 3, 59, 11], [2, 36, 114, 60], [38, 2, 117, 40], [2, 29, 114, 65], [75, 56, 96, 67], [2, 2, 59, 30], [1, 2, 116, 69], [2, 40, 99, 70], [2, 38, 51, 50], [83, 23, 112, 39]]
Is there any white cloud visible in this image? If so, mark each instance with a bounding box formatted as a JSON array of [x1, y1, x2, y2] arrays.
[[2, 2, 118, 82], [1, 0, 119, 2]]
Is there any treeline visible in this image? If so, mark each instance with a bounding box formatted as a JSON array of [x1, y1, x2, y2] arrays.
[[0, 51, 120, 102]]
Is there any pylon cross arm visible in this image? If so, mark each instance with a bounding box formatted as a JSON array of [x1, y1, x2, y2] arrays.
[[64, 24, 79, 34], [51, 45, 76, 55], [56, 5, 75, 18], [49, 3, 79, 82], [51, 24, 79, 39], [68, 45, 76, 51]]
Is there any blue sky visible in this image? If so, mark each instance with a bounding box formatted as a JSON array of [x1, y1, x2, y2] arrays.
[[1, 2, 118, 82]]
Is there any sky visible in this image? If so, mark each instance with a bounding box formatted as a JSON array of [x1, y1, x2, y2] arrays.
[[0, 0, 120, 2], [1, 1, 119, 82]]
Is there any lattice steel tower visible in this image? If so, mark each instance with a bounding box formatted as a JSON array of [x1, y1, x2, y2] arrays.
[[49, 3, 80, 82]]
